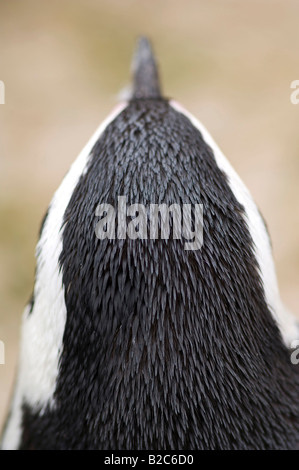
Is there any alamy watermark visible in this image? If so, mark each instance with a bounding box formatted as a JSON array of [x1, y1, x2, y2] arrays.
[[0, 81, 5, 104], [95, 196, 204, 250], [290, 340, 299, 365], [0, 340, 5, 364], [290, 80, 299, 104]]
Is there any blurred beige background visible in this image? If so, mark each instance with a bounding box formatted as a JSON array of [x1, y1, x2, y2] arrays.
[[0, 0, 298, 431]]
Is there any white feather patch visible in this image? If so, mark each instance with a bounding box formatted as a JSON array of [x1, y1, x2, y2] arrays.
[[1, 102, 128, 450], [170, 100, 299, 347]]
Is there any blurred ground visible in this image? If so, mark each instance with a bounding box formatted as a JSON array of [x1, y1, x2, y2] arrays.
[[0, 0, 298, 431]]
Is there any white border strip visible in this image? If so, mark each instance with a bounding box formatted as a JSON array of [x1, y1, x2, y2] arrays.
[[170, 100, 299, 347], [1, 102, 128, 450]]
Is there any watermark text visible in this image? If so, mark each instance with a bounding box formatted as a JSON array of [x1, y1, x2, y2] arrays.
[[0, 81, 5, 104], [95, 196, 204, 251], [290, 80, 299, 105], [0, 340, 5, 364]]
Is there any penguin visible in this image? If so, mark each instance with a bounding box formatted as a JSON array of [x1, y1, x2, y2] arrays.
[[1, 36, 299, 450]]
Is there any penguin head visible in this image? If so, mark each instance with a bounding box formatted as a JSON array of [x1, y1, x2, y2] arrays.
[[2, 37, 299, 450]]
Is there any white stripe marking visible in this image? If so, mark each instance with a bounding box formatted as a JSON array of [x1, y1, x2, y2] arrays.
[[1, 102, 128, 450], [170, 100, 299, 347]]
